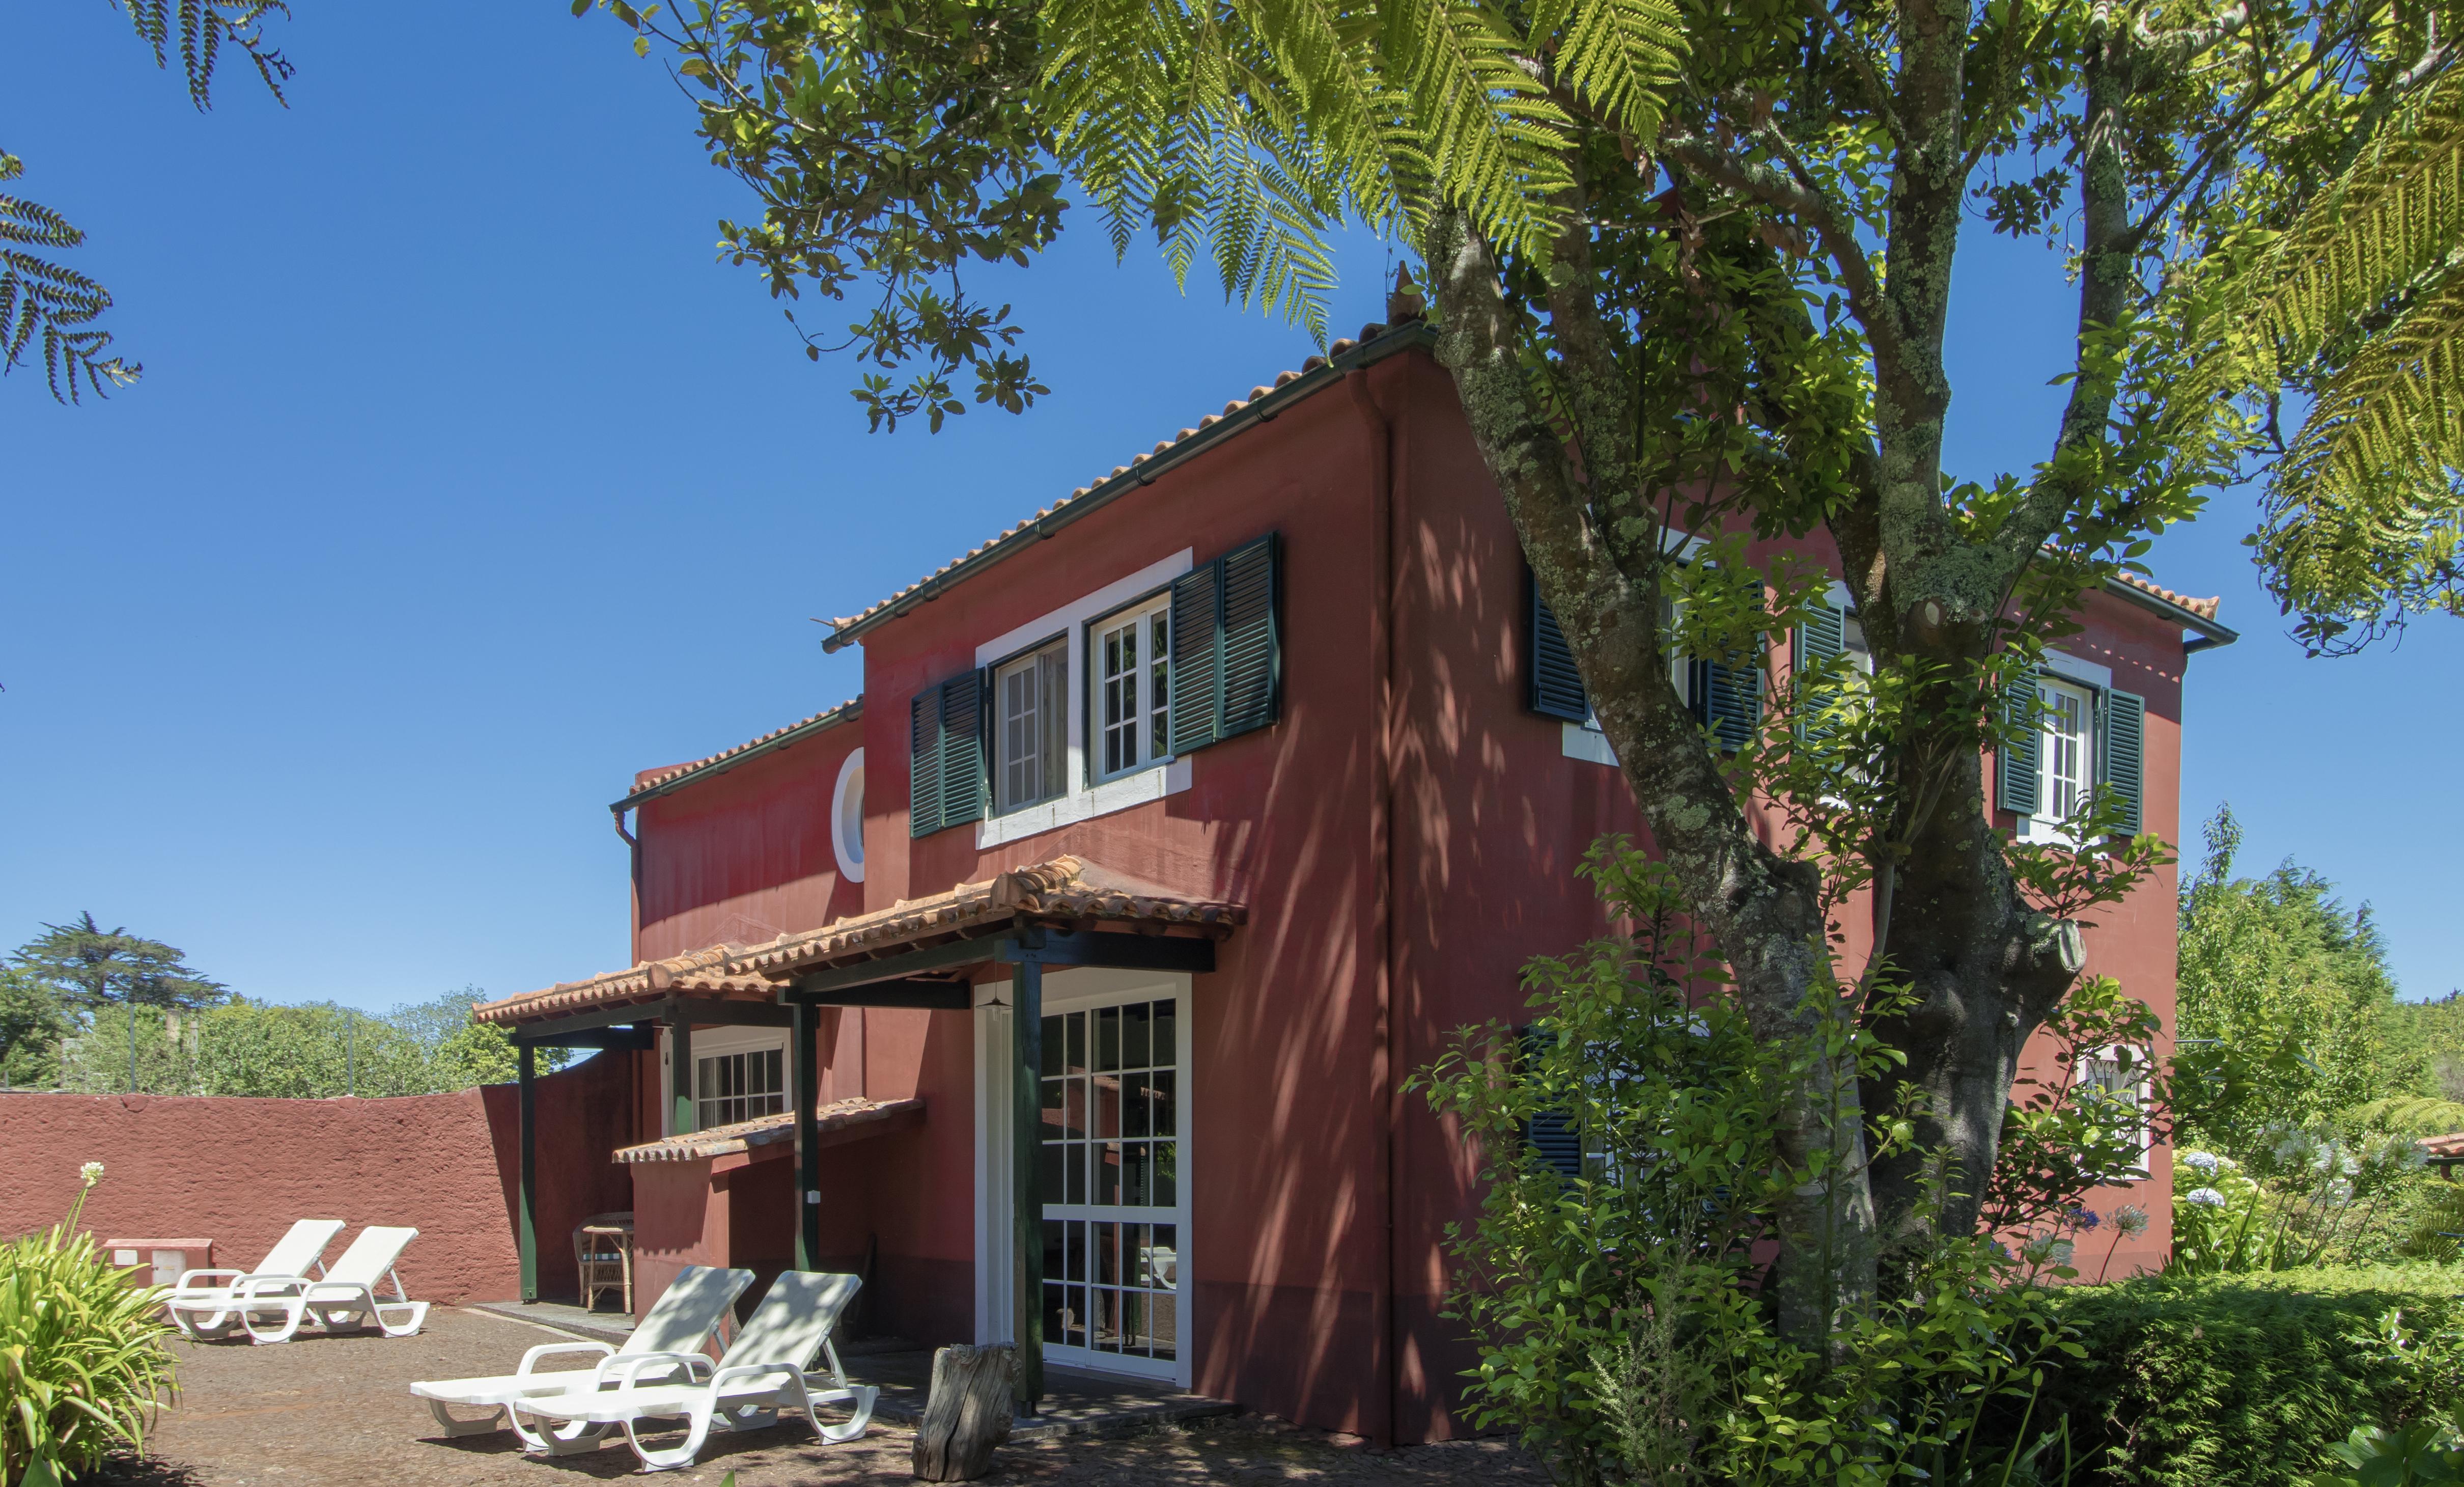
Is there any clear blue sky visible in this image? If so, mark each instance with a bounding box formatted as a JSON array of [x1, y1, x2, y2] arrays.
[[5, 2, 2454, 1011]]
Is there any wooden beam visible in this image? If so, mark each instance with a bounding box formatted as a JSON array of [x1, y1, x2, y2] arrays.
[[1012, 959, 1045, 1414], [508, 995, 794, 1043], [792, 937, 1003, 994], [792, 999, 822, 1272], [517, 1043, 538, 1304], [517, 1025, 654, 1051], [1001, 928, 1217, 973], [788, 977, 973, 1010]]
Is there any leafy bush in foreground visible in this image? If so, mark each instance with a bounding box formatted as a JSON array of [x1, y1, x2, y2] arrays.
[[2043, 1264, 2464, 1486], [0, 1163, 176, 1486]]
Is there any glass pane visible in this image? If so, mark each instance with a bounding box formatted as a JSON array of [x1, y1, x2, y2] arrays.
[[1042, 1219, 1065, 1281], [1153, 1139, 1176, 1207], [1065, 1077, 1088, 1142], [1093, 1075, 1119, 1140], [1066, 1218, 1087, 1283], [1066, 1013, 1086, 1075], [1123, 1140, 1149, 1206], [1153, 1001, 1175, 1071], [1097, 1143, 1122, 1205], [1120, 1288, 1147, 1357], [1095, 1287, 1124, 1353], [1096, 1222, 1121, 1285], [1044, 1282, 1068, 1346], [1124, 1072, 1150, 1138], [1149, 1290, 1177, 1362], [1096, 1006, 1120, 1073], [1149, 1069, 1177, 1140], [1065, 1139, 1086, 1205], [1039, 1138, 1063, 1199], [1041, 1015, 1062, 1077], [1122, 1002, 1151, 1070], [1040, 1073, 1062, 1121]]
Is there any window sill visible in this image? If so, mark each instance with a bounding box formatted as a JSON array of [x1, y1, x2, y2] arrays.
[[977, 757, 1193, 848], [1562, 723, 1618, 768]]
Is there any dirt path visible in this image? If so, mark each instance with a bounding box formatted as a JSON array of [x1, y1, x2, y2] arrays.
[[99, 1307, 1549, 1486]]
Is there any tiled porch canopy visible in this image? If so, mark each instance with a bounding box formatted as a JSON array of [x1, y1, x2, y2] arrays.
[[478, 857, 1240, 1414], [612, 1096, 926, 1166], [471, 856, 1244, 1030]]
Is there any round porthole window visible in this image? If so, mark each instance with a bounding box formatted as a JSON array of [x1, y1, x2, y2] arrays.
[[831, 748, 866, 883]]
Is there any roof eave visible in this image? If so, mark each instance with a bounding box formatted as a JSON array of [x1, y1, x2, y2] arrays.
[[821, 320, 1439, 653], [610, 699, 864, 813], [2098, 575, 2239, 651]]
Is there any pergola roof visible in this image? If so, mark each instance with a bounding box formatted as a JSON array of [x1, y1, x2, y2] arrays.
[[612, 1096, 925, 1165], [472, 856, 1243, 1028]]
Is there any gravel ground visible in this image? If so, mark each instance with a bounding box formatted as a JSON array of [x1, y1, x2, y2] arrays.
[[97, 1306, 1549, 1486]]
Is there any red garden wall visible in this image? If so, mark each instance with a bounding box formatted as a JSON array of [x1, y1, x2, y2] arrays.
[[0, 1053, 633, 1305]]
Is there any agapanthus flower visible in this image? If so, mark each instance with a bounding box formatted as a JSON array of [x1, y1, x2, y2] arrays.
[[2113, 1204, 2152, 1237], [79, 1161, 104, 1185], [2068, 1206, 2102, 1231], [2186, 1187, 2228, 1209]]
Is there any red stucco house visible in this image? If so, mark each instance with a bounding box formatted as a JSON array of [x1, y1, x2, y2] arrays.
[[473, 320, 2236, 1443]]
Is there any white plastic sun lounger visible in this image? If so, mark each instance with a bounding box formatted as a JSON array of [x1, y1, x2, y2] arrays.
[[229, 1224, 429, 1343], [408, 1264, 755, 1454], [162, 1219, 347, 1341], [511, 1270, 878, 1471]]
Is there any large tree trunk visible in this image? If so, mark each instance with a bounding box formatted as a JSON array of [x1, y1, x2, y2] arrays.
[[1424, 207, 1879, 1341]]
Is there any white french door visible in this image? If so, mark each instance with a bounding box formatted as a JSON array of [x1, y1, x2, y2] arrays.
[[975, 971, 1191, 1385]]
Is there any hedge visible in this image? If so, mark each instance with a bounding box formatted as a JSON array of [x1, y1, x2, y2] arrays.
[[2040, 1263, 2464, 1486]]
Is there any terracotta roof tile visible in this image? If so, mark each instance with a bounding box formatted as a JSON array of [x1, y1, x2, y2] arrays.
[[824, 324, 1405, 635], [2109, 571, 2222, 621], [625, 698, 861, 802], [612, 1096, 925, 1164], [474, 857, 1244, 1026], [2420, 1132, 2464, 1161]]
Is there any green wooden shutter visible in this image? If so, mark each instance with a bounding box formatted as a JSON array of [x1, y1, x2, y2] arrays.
[[910, 672, 988, 838], [1701, 656, 1763, 751], [1169, 562, 1223, 756], [1218, 534, 1281, 740], [939, 668, 988, 827], [909, 686, 944, 838], [1527, 570, 1590, 722], [1169, 535, 1283, 754], [1793, 597, 1846, 742], [1998, 668, 2041, 818], [2100, 687, 2146, 835], [1517, 1026, 1583, 1180]]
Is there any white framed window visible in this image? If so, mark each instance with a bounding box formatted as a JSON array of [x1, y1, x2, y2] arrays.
[[995, 639, 1069, 814], [974, 969, 1193, 1388], [662, 1025, 789, 1135], [2039, 677, 2093, 820], [831, 747, 866, 883], [2077, 1043, 2153, 1178], [971, 552, 1197, 849], [1092, 598, 1172, 783], [697, 1045, 786, 1128]]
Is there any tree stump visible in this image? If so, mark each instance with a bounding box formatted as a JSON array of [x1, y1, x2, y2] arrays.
[[911, 1342, 1015, 1481]]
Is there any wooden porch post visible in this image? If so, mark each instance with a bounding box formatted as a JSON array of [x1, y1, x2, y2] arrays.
[[792, 998, 822, 1271], [669, 1016, 695, 1135], [1012, 960, 1044, 1414], [517, 1041, 539, 1303]]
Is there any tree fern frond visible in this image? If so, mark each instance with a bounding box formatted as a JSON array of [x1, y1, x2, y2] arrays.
[[2251, 68, 2464, 367], [1380, 0, 1575, 257], [1548, 0, 1686, 142], [2259, 258, 2464, 645], [113, 0, 295, 109]]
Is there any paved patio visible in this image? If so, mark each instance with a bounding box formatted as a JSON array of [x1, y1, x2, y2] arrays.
[[99, 1306, 1552, 1485]]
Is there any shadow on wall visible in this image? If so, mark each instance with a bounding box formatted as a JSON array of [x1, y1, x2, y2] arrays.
[[0, 1055, 633, 1307]]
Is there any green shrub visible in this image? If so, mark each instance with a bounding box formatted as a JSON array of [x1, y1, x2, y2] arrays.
[[2043, 1264, 2464, 1486], [0, 1163, 178, 1487]]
